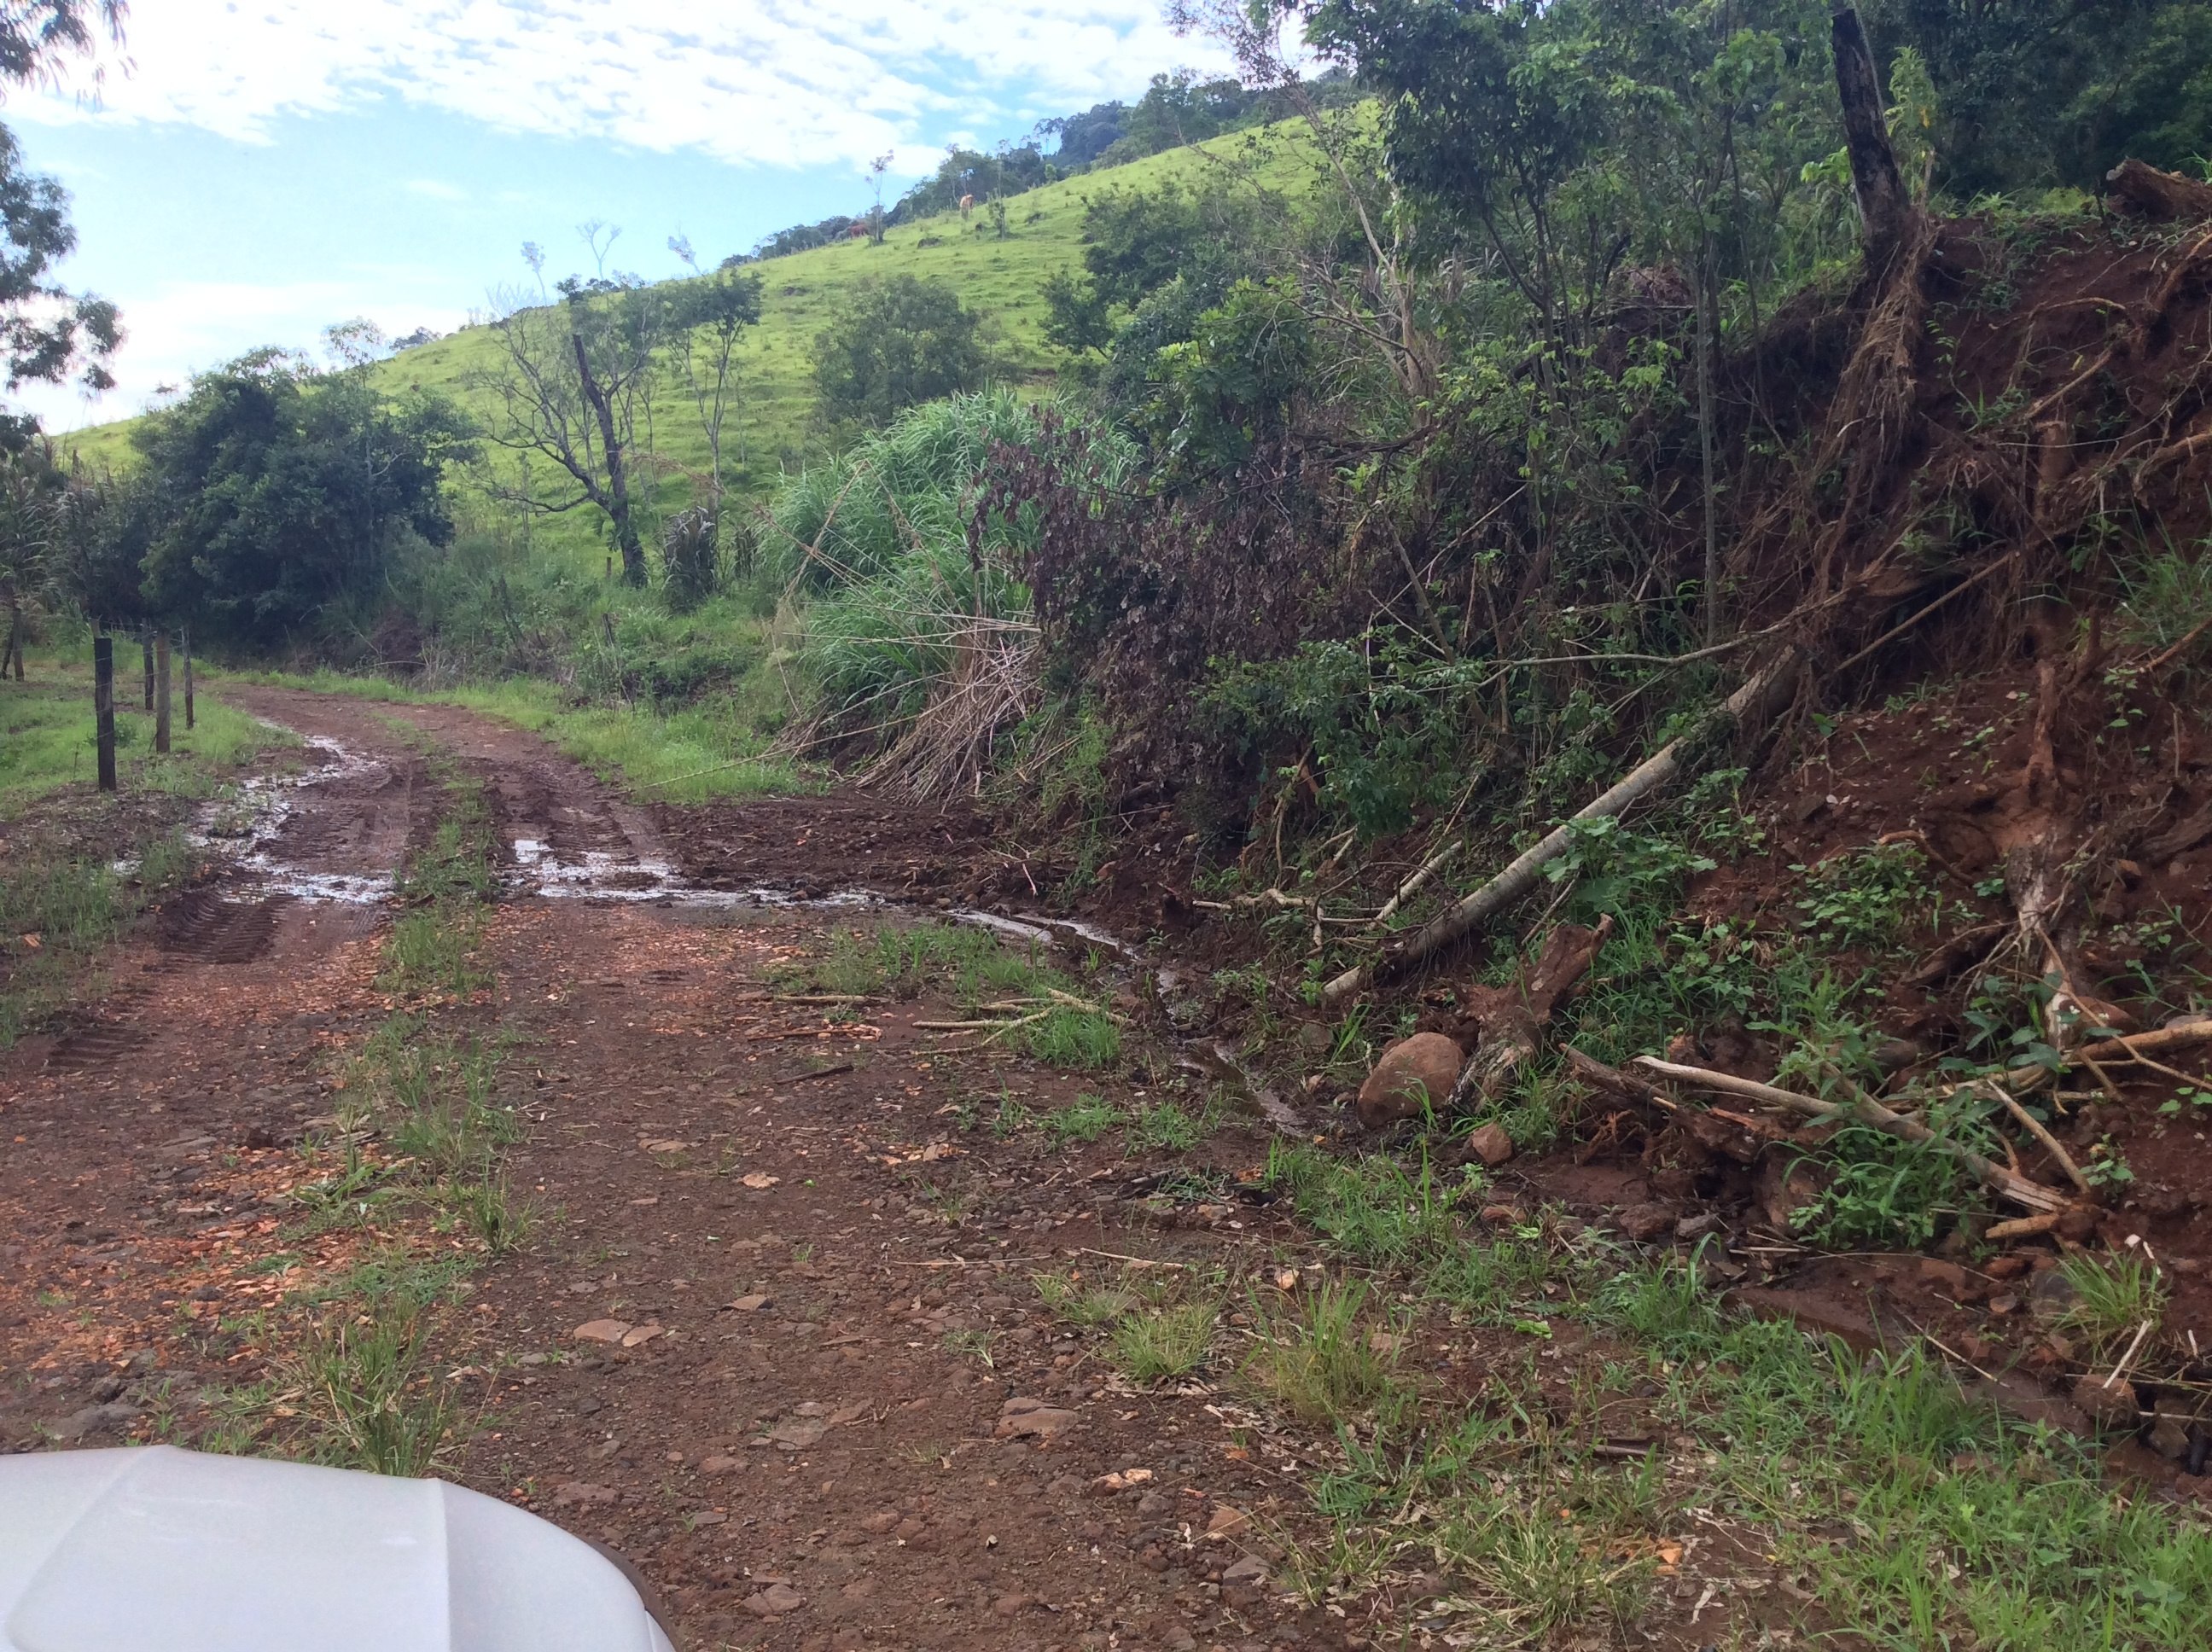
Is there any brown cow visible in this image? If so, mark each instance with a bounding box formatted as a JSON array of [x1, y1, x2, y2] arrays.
[[958, 194, 975, 219], [847, 221, 869, 239]]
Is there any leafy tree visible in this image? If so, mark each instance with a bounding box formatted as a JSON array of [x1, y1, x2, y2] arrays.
[[1042, 182, 1264, 401], [1044, 100, 1128, 166], [1863, 0, 2212, 192], [665, 240, 765, 511], [0, 1, 125, 90], [1309, 0, 1612, 334], [1114, 71, 1261, 159], [0, 1, 125, 445], [811, 276, 989, 432], [88, 352, 472, 646], [1141, 276, 1317, 472]]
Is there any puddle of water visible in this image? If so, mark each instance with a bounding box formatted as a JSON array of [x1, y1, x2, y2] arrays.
[[191, 719, 1307, 1134], [182, 735, 396, 904]]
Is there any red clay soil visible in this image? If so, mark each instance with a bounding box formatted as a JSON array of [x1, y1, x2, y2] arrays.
[[8, 682, 2209, 1652], [4, 689, 1783, 1651]]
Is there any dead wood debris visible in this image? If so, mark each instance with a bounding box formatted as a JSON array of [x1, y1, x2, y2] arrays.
[[1612, 1053, 2072, 1215]]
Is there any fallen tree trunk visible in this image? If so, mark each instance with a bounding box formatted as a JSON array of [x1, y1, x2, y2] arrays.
[[2105, 158, 2212, 222], [1831, 5, 1912, 265], [2000, 1015, 2212, 1091], [1628, 1055, 2072, 1214], [1323, 649, 1800, 1005]]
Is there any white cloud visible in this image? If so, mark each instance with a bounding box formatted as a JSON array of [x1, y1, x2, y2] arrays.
[[405, 177, 469, 201], [16, 276, 471, 433], [21, 1, 1231, 173]]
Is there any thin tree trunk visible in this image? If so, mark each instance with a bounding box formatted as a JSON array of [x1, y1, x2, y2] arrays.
[[1697, 238, 1721, 645], [575, 333, 646, 585], [1831, 5, 1909, 266]]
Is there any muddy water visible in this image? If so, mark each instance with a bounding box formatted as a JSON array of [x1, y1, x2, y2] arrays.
[[201, 723, 1307, 1132]]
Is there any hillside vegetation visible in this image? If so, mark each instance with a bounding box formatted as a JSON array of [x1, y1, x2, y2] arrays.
[[61, 124, 1325, 571], [14, 3, 2212, 1640]]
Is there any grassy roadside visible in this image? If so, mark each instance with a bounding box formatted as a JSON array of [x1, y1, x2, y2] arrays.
[[778, 917, 1124, 1069], [179, 755, 533, 1475], [1, 646, 296, 1044], [1017, 1146, 2212, 1647], [227, 664, 812, 805]]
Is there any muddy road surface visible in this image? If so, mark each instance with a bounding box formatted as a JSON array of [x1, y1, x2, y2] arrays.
[[0, 687, 1356, 1652]]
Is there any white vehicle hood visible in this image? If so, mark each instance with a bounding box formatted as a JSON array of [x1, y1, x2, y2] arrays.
[[0, 1446, 675, 1652]]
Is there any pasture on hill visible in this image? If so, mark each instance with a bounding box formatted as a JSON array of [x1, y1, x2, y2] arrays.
[[59, 122, 1327, 574]]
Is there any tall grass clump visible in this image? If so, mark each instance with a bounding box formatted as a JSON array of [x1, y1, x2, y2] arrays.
[[769, 390, 1137, 797]]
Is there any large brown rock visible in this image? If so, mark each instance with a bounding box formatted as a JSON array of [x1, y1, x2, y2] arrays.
[[1355, 1033, 1464, 1129]]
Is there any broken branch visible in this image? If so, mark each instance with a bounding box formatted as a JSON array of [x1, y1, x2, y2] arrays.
[[1323, 649, 1801, 1004], [1629, 1056, 2070, 1214]]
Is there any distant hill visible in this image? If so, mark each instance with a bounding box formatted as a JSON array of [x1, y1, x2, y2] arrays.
[[63, 121, 1325, 573]]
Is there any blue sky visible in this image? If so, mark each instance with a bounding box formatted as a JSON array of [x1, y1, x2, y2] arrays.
[[9, 1, 1231, 430]]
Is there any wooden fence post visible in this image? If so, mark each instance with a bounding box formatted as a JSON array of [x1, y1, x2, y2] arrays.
[[141, 631, 154, 711], [94, 635, 116, 792], [183, 627, 195, 730], [1, 579, 20, 679], [154, 632, 172, 754]]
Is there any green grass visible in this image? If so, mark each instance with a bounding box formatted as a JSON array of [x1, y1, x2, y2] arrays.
[[229, 781, 531, 1475], [2052, 1250, 2170, 1358], [1243, 1277, 1408, 1428], [1253, 1145, 2212, 1646], [787, 917, 1123, 1069], [225, 664, 809, 804], [1041, 1094, 1118, 1147], [2, 645, 283, 813], [1110, 1300, 1219, 1383], [280, 1288, 457, 1478], [62, 121, 1330, 570], [1, 644, 292, 1044], [1032, 1271, 1142, 1327]]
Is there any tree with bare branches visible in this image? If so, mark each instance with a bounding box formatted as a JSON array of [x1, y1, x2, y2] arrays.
[[469, 237, 672, 585]]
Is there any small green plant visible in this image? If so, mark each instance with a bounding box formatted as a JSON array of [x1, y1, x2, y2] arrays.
[[1544, 815, 1715, 928], [1794, 841, 1935, 951], [1264, 1143, 1459, 1269], [1125, 1097, 1203, 1153], [445, 1175, 533, 1257], [379, 908, 487, 995], [909, 1179, 970, 1224], [1243, 1278, 1406, 1428], [943, 1327, 997, 1368], [991, 1090, 1031, 1137], [2158, 1086, 2212, 1119], [1021, 1005, 1121, 1069], [1111, 1300, 1217, 1382], [2083, 1137, 2137, 1191], [1033, 1270, 1141, 1326], [2053, 1250, 2168, 1357], [282, 1293, 457, 1477], [1042, 1094, 1117, 1148]]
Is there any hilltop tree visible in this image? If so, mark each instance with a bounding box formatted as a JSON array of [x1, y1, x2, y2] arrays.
[[665, 236, 765, 512], [49, 350, 472, 647]]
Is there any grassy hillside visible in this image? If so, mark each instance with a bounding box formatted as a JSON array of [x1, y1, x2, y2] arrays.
[[62, 124, 1324, 573]]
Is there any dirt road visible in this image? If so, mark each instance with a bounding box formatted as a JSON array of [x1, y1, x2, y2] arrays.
[[0, 687, 1349, 1652]]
